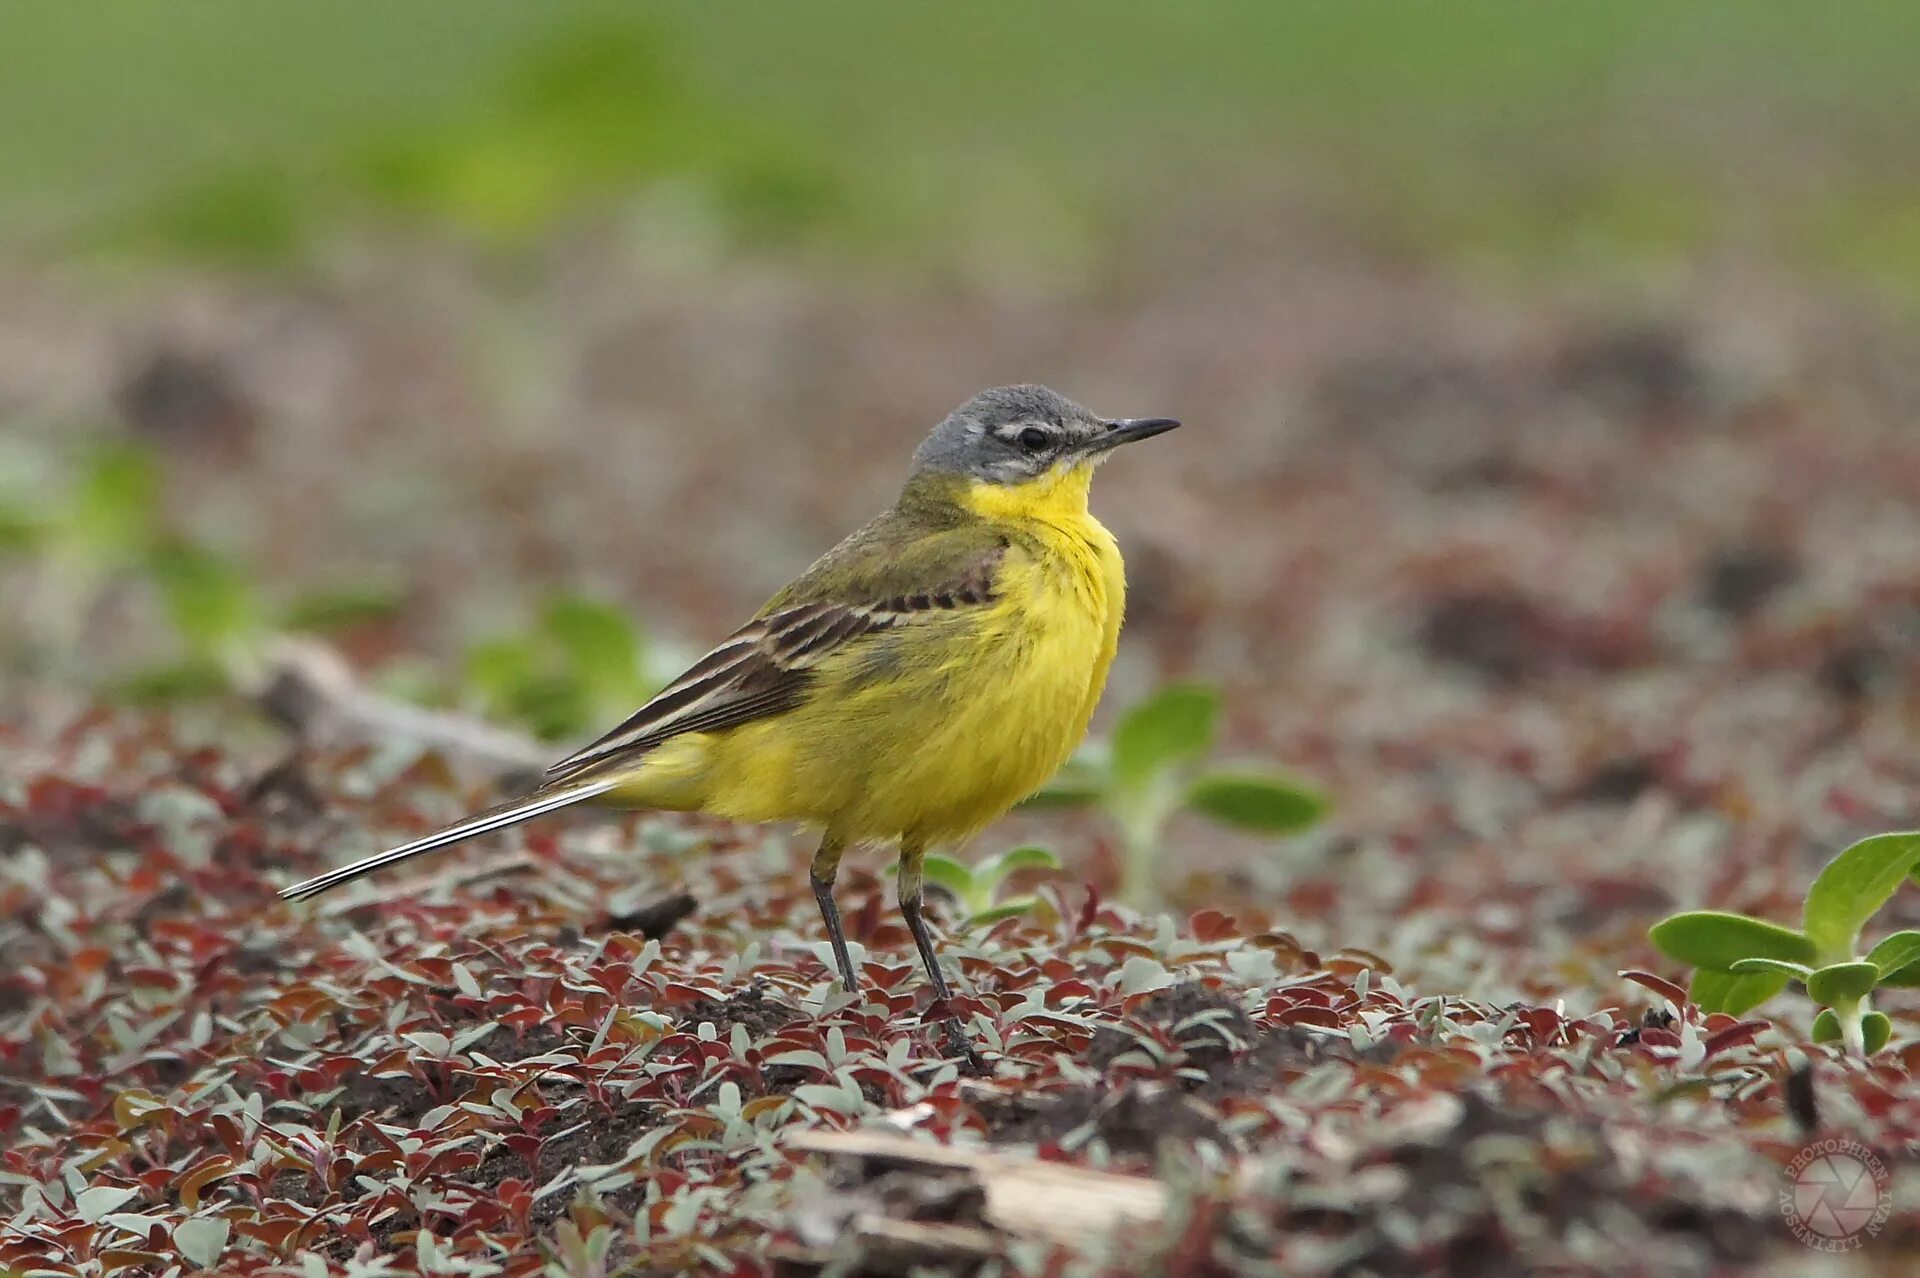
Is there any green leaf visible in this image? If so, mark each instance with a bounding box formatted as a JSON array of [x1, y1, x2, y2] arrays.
[[1806, 961, 1879, 1007], [1877, 963, 1920, 988], [0, 498, 46, 552], [1803, 831, 1920, 961], [1648, 911, 1816, 971], [1811, 1008, 1841, 1044], [281, 578, 407, 632], [109, 658, 231, 705], [918, 854, 974, 899], [517, 677, 594, 741], [1862, 1011, 1894, 1055], [463, 633, 591, 739], [149, 541, 264, 658], [1864, 930, 1920, 987], [1727, 956, 1813, 981], [1184, 770, 1327, 834], [463, 635, 538, 708], [965, 897, 1043, 926], [1111, 683, 1220, 784], [542, 594, 645, 703], [66, 444, 162, 564], [980, 845, 1062, 882], [1688, 967, 1789, 1016]]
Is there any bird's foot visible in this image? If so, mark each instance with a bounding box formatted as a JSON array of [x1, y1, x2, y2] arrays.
[[928, 1004, 988, 1075]]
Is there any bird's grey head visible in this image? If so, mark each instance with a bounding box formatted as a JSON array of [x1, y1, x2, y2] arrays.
[[911, 384, 1179, 485]]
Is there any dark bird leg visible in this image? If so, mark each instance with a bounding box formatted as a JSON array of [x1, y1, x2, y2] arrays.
[[898, 841, 986, 1071], [809, 834, 859, 992]]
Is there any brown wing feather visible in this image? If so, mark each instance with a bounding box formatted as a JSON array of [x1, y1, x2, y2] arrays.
[[543, 548, 1003, 782]]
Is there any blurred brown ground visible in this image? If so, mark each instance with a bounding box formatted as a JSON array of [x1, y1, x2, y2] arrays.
[[7, 208, 1920, 944]]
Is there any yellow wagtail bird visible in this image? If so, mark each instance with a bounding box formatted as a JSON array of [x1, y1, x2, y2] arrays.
[[280, 385, 1178, 1049]]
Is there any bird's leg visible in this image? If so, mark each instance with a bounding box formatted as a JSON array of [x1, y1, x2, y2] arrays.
[[809, 834, 859, 993], [898, 841, 985, 1070]]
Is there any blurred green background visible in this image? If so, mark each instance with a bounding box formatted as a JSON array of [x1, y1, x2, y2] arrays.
[[5, 0, 1920, 751], [6, 0, 1920, 291]]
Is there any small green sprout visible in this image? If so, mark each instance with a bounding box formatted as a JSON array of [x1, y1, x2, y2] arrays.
[[1, 444, 164, 654], [58, 443, 165, 570], [1648, 831, 1920, 1055], [920, 845, 1063, 927], [0, 442, 413, 700], [279, 576, 409, 634], [462, 593, 666, 741], [1022, 682, 1329, 904], [148, 540, 269, 673], [2, 445, 219, 687], [128, 546, 409, 702]]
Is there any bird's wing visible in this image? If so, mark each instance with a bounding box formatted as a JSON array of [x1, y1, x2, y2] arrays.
[[544, 522, 1007, 781]]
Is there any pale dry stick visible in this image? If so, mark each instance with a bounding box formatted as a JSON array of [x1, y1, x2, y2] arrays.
[[254, 642, 700, 940], [783, 1128, 1169, 1264], [252, 636, 549, 778]]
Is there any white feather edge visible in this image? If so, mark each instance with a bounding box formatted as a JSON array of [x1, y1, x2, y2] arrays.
[[277, 778, 616, 901]]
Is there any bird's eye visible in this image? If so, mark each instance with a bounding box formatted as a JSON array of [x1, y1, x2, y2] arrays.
[[1017, 426, 1051, 453]]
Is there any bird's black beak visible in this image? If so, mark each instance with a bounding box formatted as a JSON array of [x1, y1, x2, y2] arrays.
[[1086, 416, 1181, 454]]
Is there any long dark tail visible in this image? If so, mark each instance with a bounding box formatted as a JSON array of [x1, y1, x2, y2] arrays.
[[278, 778, 616, 901]]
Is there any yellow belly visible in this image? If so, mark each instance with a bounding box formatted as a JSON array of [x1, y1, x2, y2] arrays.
[[612, 515, 1124, 849]]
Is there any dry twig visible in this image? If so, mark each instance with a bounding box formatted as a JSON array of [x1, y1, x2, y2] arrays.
[[780, 1129, 1168, 1270], [253, 637, 548, 780]]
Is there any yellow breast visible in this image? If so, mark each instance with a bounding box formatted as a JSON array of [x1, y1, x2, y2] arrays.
[[977, 468, 1126, 746], [621, 463, 1126, 849], [879, 464, 1124, 841]]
